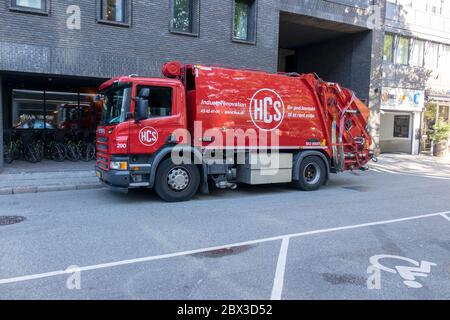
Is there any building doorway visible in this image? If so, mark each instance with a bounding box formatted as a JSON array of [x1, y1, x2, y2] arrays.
[[277, 12, 373, 102]]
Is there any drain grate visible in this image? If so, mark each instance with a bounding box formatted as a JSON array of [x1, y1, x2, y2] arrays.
[[0, 216, 26, 226]]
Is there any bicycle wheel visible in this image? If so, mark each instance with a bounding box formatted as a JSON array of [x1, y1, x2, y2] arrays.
[[66, 144, 80, 161], [4, 147, 13, 164], [51, 143, 67, 162], [81, 143, 95, 162], [23, 144, 39, 163]]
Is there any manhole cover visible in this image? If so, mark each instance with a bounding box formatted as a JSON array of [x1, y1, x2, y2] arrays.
[[0, 216, 26, 226]]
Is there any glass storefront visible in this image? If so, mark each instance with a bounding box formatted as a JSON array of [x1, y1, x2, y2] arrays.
[[11, 89, 100, 131]]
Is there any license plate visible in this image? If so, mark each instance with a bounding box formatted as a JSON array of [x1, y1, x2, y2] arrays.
[[96, 171, 101, 178]]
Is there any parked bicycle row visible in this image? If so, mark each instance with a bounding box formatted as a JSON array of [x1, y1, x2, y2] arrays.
[[3, 130, 96, 164]]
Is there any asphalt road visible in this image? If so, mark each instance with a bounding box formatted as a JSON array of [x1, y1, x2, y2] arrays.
[[0, 156, 449, 300]]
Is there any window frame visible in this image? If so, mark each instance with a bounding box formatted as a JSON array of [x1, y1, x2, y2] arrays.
[[169, 0, 200, 37], [134, 85, 174, 119], [395, 36, 410, 66], [393, 114, 411, 139], [97, 0, 131, 28], [232, 0, 258, 45], [9, 0, 50, 15], [383, 33, 395, 63], [410, 38, 425, 68]]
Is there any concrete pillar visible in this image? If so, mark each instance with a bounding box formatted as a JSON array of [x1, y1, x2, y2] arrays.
[[367, 0, 387, 156], [0, 76, 3, 172]]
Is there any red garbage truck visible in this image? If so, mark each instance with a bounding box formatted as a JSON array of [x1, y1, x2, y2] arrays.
[[95, 61, 374, 202]]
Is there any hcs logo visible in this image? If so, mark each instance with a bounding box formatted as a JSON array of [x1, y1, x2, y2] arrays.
[[249, 89, 285, 131], [139, 127, 158, 146]]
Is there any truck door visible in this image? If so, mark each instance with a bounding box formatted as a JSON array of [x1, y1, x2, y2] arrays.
[[129, 82, 186, 155]]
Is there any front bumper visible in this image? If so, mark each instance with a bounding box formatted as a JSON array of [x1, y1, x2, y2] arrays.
[[96, 166, 130, 193]]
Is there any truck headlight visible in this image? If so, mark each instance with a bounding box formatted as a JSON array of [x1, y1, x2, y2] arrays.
[[110, 161, 128, 171]]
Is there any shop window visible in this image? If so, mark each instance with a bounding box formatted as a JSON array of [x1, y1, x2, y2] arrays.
[[12, 90, 47, 129], [395, 36, 410, 65], [45, 91, 79, 130], [438, 106, 449, 124], [393, 115, 410, 138], [98, 0, 130, 26], [10, 0, 48, 14], [11, 89, 101, 131], [170, 0, 199, 35], [383, 34, 394, 63], [233, 0, 257, 44], [135, 86, 173, 118]]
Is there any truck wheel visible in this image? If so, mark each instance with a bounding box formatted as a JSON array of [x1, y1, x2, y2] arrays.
[[154, 158, 200, 202], [294, 156, 326, 191]]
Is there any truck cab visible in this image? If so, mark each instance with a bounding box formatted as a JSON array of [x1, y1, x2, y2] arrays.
[[96, 75, 188, 193]]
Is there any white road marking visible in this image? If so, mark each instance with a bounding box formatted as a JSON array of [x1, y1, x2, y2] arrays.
[[440, 213, 450, 222], [270, 237, 290, 300], [0, 210, 448, 286]]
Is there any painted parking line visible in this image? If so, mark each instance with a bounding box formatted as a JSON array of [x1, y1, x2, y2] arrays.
[[270, 237, 290, 300], [441, 213, 450, 222], [0, 210, 449, 288]]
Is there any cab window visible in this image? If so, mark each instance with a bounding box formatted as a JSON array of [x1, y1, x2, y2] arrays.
[[136, 86, 173, 118]]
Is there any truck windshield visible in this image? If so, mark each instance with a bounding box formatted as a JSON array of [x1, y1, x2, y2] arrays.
[[100, 85, 132, 125]]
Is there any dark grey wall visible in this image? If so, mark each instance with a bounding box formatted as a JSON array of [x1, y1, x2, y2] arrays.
[[293, 31, 373, 101], [0, 76, 3, 171], [0, 0, 279, 78]]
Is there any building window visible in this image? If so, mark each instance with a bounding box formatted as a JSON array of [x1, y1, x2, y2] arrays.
[[383, 34, 394, 63], [99, 0, 130, 25], [411, 39, 425, 67], [426, 0, 443, 15], [233, 0, 257, 43], [425, 42, 439, 70], [393, 115, 411, 138], [10, 0, 48, 14], [395, 36, 410, 65], [170, 0, 199, 35]]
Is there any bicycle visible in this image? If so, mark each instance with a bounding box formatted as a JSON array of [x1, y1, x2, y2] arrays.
[[42, 131, 67, 162], [3, 132, 22, 164], [21, 133, 40, 163], [64, 132, 81, 162]]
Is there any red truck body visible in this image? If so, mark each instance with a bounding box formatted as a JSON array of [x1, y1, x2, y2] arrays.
[[96, 62, 373, 202]]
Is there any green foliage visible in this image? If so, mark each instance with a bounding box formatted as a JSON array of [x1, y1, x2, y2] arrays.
[[431, 122, 450, 142]]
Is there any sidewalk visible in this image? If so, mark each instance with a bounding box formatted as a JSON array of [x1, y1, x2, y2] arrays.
[[0, 160, 101, 195], [371, 153, 450, 179]]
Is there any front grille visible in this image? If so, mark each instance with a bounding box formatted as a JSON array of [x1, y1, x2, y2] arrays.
[[96, 150, 109, 171], [97, 144, 108, 151]]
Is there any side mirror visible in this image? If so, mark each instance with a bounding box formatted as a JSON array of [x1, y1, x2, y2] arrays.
[[138, 88, 150, 98], [134, 98, 148, 122]]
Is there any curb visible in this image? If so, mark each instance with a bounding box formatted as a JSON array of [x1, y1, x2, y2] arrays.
[[0, 183, 103, 196]]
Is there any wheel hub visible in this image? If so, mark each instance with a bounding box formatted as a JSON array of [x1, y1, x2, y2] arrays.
[[303, 163, 320, 185], [167, 167, 190, 191]]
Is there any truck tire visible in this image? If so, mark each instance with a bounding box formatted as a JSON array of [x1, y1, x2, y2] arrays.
[[154, 158, 200, 202], [294, 156, 326, 191]]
